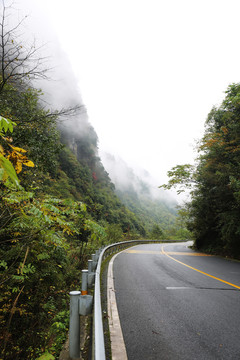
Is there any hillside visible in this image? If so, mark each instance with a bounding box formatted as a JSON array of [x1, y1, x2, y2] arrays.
[[0, 3, 179, 359], [101, 153, 178, 236]]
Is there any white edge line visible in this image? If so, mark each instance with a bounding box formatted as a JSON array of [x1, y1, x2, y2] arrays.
[[107, 251, 128, 360]]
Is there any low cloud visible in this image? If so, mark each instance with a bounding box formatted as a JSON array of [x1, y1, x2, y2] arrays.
[[100, 151, 177, 206]]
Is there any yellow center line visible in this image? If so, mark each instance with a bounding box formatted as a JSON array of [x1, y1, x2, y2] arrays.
[[124, 249, 210, 256], [162, 246, 240, 290], [124, 250, 162, 254], [166, 252, 211, 256]]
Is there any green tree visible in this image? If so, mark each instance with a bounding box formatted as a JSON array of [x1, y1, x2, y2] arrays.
[[171, 206, 193, 240], [105, 224, 123, 243], [149, 224, 164, 239], [161, 83, 240, 257], [159, 164, 196, 194]]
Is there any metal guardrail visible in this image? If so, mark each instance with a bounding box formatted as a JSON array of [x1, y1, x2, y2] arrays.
[[93, 239, 179, 360], [93, 248, 106, 360], [69, 239, 182, 359]]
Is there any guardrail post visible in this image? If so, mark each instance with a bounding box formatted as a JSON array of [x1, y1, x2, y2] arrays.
[[81, 269, 88, 295], [94, 252, 99, 262], [88, 259, 93, 273], [80, 267, 93, 316], [69, 291, 81, 359], [92, 253, 96, 270], [79, 293, 93, 316], [88, 259, 95, 287]]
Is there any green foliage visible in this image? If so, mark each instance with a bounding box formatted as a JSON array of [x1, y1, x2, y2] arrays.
[[116, 187, 177, 236], [36, 353, 55, 360], [170, 206, 193, 240], [159, 164, 196, 194], [0, 84, 62, 177], [149, 224, 164, 240], [48, 310, 69, 356], [0, 116, 16, 134], [0, 187, 90, 358], [0, 116, 20, 188], [0, 154, 20, 187], [105, 224, 123, 243], [191, 84, 240, 255], [58, 146, 146, 236], [85, 219, 107, 245]]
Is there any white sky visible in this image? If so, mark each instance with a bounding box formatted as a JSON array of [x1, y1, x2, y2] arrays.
[[21, 1, 240, 186]]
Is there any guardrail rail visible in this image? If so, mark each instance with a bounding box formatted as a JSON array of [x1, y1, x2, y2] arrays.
[[69, 239, 182, 359]]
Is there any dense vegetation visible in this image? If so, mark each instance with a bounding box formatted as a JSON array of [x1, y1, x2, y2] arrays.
[[162, 84, 240, 258], [0, 4, 179, 359], [101, 153, 190, 240], [116, 187, 179, 238]]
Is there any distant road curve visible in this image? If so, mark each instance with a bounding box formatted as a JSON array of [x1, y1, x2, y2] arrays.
[[108, 242, 240, 360]]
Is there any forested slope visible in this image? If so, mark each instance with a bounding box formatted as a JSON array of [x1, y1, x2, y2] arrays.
[[101, 153, 180, 238], [0, 4, 177, 359], [116, 188, 176, 235]]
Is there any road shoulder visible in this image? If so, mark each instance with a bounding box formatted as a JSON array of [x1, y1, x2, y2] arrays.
[[107, 252, 128, 360]]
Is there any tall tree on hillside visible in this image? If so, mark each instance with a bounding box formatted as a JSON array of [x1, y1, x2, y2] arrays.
[[191, 84, 240, 254]]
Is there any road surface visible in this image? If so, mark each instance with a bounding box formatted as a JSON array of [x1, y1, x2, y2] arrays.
[[111, 242, 240, 359]]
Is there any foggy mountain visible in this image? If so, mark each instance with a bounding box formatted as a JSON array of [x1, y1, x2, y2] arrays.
[[11, 0, 100, 166], [100, 152, 175, 201], [100, 152, 177, 232], [24, 0, 177, 232], [6, 0, 177, 231]]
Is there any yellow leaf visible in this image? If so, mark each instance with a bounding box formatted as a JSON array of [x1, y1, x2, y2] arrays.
[[22, 160, 34, 167], [15, 162, 22, 174], [9, 145, 27, 153], [0, 145, 4, 155]]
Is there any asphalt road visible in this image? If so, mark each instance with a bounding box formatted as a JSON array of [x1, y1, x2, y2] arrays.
[[113, 242, 240, 360]]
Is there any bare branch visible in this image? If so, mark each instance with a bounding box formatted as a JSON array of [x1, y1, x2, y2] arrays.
[[0, 1, 50, 93]]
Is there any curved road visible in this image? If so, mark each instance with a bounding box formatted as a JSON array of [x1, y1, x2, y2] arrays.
[[110, 242, 240, 359]]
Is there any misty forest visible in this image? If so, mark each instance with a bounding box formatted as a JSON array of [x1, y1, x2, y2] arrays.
[[0, 2, 240, 360]]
